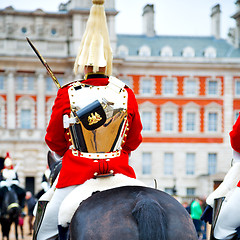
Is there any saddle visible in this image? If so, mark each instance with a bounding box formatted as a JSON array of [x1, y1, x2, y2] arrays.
[[33, 174, 146, 240], [210, 197, 240, 240]]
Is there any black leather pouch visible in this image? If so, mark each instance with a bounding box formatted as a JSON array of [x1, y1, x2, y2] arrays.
[[75, 100, 106, 130]]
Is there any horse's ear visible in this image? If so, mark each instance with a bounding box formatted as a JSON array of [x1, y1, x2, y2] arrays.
[[47, 151, 58, 169]]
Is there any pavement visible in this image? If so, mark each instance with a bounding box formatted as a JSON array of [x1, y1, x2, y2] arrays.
[[5, 215, 34, 240]]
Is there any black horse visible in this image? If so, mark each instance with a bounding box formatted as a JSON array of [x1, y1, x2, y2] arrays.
[[47, 151, 198, 240], [0, 186, 21, 240]]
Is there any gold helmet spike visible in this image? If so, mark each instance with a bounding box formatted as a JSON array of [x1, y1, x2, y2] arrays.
[[74, 0, 112, 76]]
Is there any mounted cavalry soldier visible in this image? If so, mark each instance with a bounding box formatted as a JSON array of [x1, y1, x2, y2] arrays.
[[202, 115, 240, 239], [0, 152, 26, 211], [33, 0, 143, 239]]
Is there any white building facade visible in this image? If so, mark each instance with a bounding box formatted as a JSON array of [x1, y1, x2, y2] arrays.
[[0, 0, 240, 201]]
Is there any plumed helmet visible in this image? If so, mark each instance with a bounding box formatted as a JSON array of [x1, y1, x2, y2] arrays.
[[4, 152, 13, 168], [73, 0, 112, 76]]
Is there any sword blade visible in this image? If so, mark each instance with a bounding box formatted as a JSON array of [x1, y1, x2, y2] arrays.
[[26, 37, 61, 89]]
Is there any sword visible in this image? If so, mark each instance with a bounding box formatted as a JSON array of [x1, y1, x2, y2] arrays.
[[26, 37, 61, 89]]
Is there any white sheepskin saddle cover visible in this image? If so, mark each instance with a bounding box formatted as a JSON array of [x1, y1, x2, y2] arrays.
[[58, 174, 146, 227]]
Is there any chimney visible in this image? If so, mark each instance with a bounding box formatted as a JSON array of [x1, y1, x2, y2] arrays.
[[231, 0, 240, 48], [142, 4, 155, 37], [210, 4, 221, 39]]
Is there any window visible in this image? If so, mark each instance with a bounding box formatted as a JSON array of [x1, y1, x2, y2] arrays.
[[164, 112, 174, 131], [139, 45, 151, 57], [20, 109, 32, 129], [58, 77, 64, 87], [208, 153, 217, 175], [121, 78, 132, 89], [164, 153, 173, 175], [186, 153, 195, 175], [235, 80, 240, 96], [21, 27, 27, 34], [142, 152, 152, 175], [46, 77, 53, 92], [141, 79, 153, 95], [208, 80, 218, 95], [141, 112, 152, 131], [51, 28, 57, 35], [165, 188, 174, 195], [117, 45, 129, 57], [17, 76, 24, 91], [186, 188, 195, 196], [182, 47, 195, 57], [235, 111, 239, 123], [0, 76, 4, 90], [185, 79, 197, 96], [161, 46, 173, 57], [163, 79, 174, 95], [208, 112, 218, 132], [204, 47, 216, 58], [186, 112, 196, 131], [28, 77, 35, 91]]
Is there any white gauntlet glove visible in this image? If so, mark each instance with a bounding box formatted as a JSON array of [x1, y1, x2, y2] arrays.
[[206, 150, 240, 207]]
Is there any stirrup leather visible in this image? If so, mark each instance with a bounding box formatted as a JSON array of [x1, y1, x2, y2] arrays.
[[210, 197, 225, 240], [32, 200, 49, 240]]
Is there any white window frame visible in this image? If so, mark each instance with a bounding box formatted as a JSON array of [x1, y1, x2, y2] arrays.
[[139, 102, 156, 133], [20, 109, 32, 129], [235, 78, 240, 97], [205, 103, 222, 134], [204, 46, 217, 58], [16, 76, 25, 91], [0, 75, 5, 91], [185, 112, 197, 132], [27, 76, 35, 92], [17, 96, 35, 129], [142, 152, 152, 175], [117, 45, 129, 57], [46, 77, 56, 93], [184, 78, 198, 96], [16, 74, 35, 92], [161, 46, 173, 57], [139, 45, 151, 57], [46, 97, 55, 126], [120, 76, 133, 89], [164, 152, 174, 176], [186, 188, 196, 196], [162, 77, 177, 96], [140, 77, 154, 96], [186, 153, 195, 175], [0, 97, 5, 128], [234, 110, 240, 124], [182, 46, 195, 57], [161, 103, 178, 133], [183, 104, 200, 133], [206, 78, 221, 96], [208, 153, 217, 175]]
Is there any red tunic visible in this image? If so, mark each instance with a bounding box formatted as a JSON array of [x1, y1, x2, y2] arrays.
[[45, 75, 142, 188], [229, 115, 240, 187]]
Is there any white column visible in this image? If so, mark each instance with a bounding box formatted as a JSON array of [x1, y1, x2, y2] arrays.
[[6, 69, 16, 129], [36, 70, 46, 129]]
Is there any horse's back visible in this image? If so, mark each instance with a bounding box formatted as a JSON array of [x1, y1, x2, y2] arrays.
[[70, 186, 197, 240]]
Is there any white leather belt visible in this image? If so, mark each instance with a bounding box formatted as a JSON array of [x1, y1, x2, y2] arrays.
[[71, 148, 121, 159]]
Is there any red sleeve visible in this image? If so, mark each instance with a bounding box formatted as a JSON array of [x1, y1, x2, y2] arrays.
[[230, 114, 240, 153], [122, 88, 142, 154], [45, 87, 71, 156]]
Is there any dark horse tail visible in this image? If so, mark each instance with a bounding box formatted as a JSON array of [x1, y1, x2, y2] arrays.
[[132, 198, 167, 240]]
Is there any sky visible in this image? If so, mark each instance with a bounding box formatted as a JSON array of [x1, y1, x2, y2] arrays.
[[0, 0, 237, 39]]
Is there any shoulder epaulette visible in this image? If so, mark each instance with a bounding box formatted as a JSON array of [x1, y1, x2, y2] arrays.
[[61, 79, 84, 89]]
